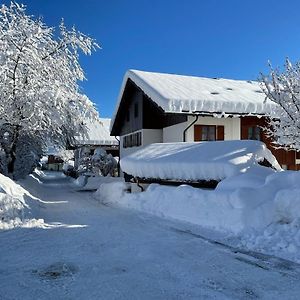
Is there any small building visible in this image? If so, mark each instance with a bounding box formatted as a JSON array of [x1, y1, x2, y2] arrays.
[[42, 146, 65, 171], [110, 69, 299, 170], [73, 118, 119, 169]]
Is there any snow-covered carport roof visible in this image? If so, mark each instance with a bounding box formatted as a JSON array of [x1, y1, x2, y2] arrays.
[[120, 140, 281, 182], [111, 69, 278, 132]]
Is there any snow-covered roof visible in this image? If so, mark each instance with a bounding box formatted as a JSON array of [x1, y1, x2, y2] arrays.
[[120, 140, 281, 182], [76, 118, 118, 146], [111, 70, 277, 130]]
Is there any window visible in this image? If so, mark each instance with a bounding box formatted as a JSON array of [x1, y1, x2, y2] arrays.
[[134, 103, 138, 118], [194, 125, 224, 142], [202, 125, 216, 141], [248, 126, 261, 140], [123, 132, 142, 148]]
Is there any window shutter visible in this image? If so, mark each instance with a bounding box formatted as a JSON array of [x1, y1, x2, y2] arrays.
[[217, 126, 224, 140], [194, 125, 202, 141]]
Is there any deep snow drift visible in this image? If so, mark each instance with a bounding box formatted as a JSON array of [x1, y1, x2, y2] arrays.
[[120, 140, 281, 182], [0, 170, 50, 229], [95, 169, 300, 263]]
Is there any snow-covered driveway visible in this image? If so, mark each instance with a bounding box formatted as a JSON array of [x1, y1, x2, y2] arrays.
[[1, 173, 300, 300]]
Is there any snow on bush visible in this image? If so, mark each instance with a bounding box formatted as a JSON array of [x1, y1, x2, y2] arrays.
[[121, 140, 281, 182], [77, 147, 117, 176]]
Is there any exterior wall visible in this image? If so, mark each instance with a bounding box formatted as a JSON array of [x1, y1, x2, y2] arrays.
[[188, 116, 240, 141], [120, 129, 163, 158], [47, 163, 63, 171], [240, 116, 298, 170], [119, 88, 144, 136], [163, 121, 188, 142]]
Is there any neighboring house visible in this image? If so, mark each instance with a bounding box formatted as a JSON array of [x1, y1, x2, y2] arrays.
[[42, 146, 65, 171], [110, 69, 300, 170], [73, 118, 119, 169], [46, 155, 64, 171]]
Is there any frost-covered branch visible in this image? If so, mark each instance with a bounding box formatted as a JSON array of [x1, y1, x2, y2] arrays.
[[261, 59, 300, 151], [0, 2, 100, 178]]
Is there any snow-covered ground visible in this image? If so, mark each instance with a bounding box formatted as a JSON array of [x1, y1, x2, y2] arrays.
[[1, 171, 300, 299], [96, 169, 300, 264]]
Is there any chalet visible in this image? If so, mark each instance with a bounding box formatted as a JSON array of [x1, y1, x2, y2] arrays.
[[73, 118, 119, 169], [110, 70, 300, 171]]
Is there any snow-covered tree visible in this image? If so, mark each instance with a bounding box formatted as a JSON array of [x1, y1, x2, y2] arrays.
[[57, 149, 74, 163], [77, 147, 117, 176], [261, 59, 300, 150], [91, 148, 117, 176], [0, 2, 99, 178]]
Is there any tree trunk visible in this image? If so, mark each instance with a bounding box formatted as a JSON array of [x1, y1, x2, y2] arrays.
[[7, 126, 20, 177]]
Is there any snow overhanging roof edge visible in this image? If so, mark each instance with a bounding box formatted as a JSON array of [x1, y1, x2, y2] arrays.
[[110, 69, 276, 133]]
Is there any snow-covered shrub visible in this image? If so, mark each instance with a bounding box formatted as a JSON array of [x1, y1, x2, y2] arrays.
[[91, 148, 117, 176], [77, 147, 117, 176]]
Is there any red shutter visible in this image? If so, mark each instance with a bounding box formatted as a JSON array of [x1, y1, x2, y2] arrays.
[[217, 126, 224, 140], [194, 125, 202, 141]]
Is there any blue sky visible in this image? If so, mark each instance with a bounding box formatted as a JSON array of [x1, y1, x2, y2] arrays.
[[8, 0, 300, 117]]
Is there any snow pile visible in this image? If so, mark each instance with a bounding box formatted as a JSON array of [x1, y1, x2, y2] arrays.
[[0, 173, 28, 229], [95, 169, 300, 261], [74, 175, 124, 191], [94, 180, 127, 204], [0, 171, 46, 230], [121, 140, 281, 182], [95, 181, 275, 234]]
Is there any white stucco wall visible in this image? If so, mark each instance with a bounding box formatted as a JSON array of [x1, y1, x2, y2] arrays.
[[120, 116, 240, 159], [142, 129, 163, 145], [185, 116, 241, 142], [163, 121, 188, 142], [120, 129, 163, 158], [162, 116, 241, 143]]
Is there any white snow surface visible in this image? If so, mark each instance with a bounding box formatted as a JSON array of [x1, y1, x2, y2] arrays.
[[111, 69, 277, 129], [1, 171, 300, 299], [76, 118, 118, 146], [120, 140, 281, 181], [95, 170, 300, 263], [0, 171, 45, 229], [73, 174, 123, 191]]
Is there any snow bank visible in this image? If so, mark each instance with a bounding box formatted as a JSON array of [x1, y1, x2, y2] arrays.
[[94, 181, 127, 204], [74, 175, 124, 191], [0, 171, 46, 230], [121, 140, 281, 182], [0, 173, 28, 229], [95, 169, 300, 261], [95, 182, 275, 234]]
